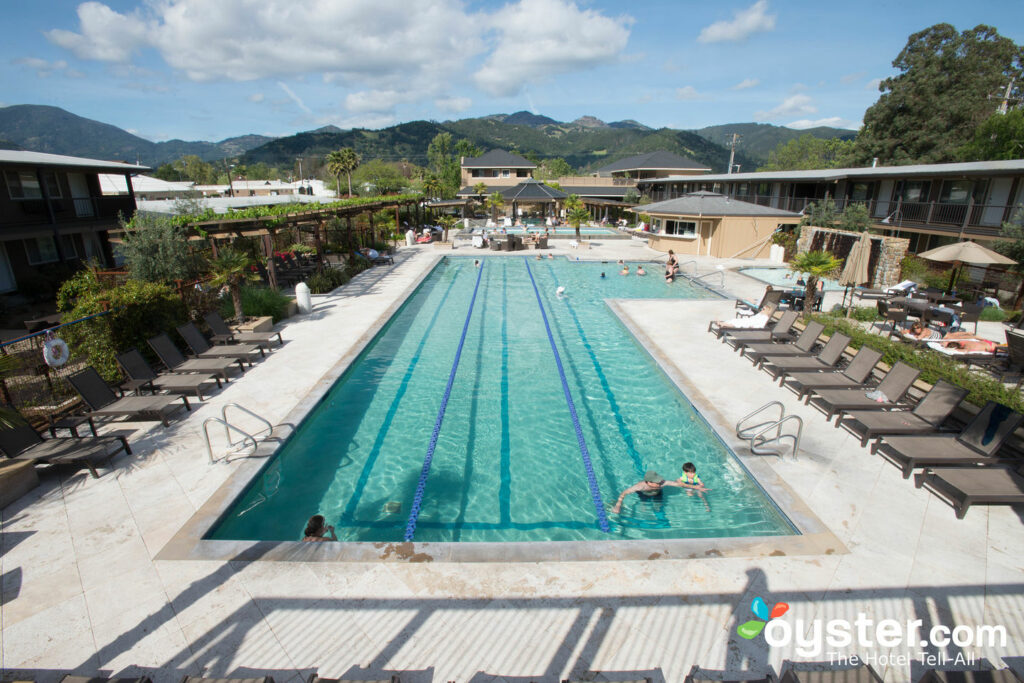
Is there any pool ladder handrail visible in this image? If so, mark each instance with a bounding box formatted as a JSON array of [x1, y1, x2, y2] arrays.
[[202, 403, 274, 464], [691, 266, 726, 289], [736, 401, 802, 459], [678, 260, 699, 276]]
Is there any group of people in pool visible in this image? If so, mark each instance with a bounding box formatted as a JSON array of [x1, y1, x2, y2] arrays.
[[598, 251, 680, 281], [610, 462, 710, 514]]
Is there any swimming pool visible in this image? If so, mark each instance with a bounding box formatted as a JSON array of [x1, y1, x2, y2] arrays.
[[739, 266, 843, 292], [463, 226, 624, 236], [209, 258, 796, 543]]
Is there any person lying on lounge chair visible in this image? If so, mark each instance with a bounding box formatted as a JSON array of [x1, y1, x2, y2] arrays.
[[904, 322, 978, 342], [936, 338, 1000, 353], [712, 303, 779, 330]]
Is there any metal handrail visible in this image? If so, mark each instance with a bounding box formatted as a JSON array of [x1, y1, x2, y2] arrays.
[[751, 414, 803, 460], [221, 403, 273, 448], [737, 401, 785, 440], [202, 417, 259, 464], [691, 268, 725, 288], [678, 260, 698, 275]]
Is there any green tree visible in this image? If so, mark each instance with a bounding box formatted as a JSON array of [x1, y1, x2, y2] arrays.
[[421, 174, 444, 198], [326, 147, 361, 197], [839, 203, 872, 232], [534, 157, 574, 181], [622, 188, 641, 204], [485, 192, 505, 222], [564, 193, 584, 212], [437, 215, 458, 243], [207, 247, 258, 322], [854, 24, 1024, 164], [118, 211, 203, 283], [800, 198, 839, 229], [566, 206, 591, 240], [173, 155, 217, 184], [455, 139, 482, 159], [427, 132, 460, 197], [960, 109, 1024, 161], [994, 206, 1024, 308], [154, 163, 182, 182], [789, 251, 844, 318], [353, 160, 407, 195], [759, 135, 856, 171]]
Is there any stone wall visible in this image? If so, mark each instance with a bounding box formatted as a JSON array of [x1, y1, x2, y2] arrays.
[[796, 226, 909, 288]]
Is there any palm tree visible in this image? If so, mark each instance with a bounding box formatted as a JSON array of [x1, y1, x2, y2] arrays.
[[438, 215, 458, 243], [566, 206, 591, 240], [788, 250, 843, 318], [422, 174, 444, 198], [473, 181, 488, 206], [208, 247, 259, 322], [486, 192, 505, 223], [326, 148, 360, 197]]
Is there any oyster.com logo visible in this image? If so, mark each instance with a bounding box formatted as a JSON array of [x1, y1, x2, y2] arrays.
[[737, 596, 789, 639]]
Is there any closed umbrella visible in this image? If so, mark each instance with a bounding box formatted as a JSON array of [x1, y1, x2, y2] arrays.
[[839, 232, 872, 313], [918, 241, 1016, 293]]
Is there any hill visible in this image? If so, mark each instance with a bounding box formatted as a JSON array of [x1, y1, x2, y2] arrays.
[[0, 105, 273, 166], [691, 122, 857, 164]]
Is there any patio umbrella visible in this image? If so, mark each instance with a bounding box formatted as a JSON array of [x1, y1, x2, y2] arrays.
[[918, 241, 1016, 294], [839, 232, 872, 313]]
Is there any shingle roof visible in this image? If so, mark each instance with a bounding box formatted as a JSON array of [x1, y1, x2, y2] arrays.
[[595, 151, 710, 175], [633, 191, 801, 218], [0, 150, 150, 172], [490, 179, 567, 201], [559, 185, 630, 198], [461, 149, 536, 168]]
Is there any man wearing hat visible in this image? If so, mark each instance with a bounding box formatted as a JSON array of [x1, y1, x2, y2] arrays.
[[610, 469, 685, 514]]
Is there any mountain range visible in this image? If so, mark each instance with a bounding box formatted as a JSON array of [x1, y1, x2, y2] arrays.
[[0, 104, 856, 174]]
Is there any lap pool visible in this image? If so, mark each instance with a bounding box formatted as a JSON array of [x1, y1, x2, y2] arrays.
[[208, 257, 796, 543]]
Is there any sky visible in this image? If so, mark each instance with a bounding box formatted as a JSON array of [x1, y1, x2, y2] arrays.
[[1, 0, 1022, 144]]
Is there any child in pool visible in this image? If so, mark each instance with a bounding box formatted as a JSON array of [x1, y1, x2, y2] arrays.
[[678, 462, 709, 491]]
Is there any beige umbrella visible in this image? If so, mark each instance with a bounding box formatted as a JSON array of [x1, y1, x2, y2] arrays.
[[839, 232, 872, 312], [918, 240, 1016, 293]]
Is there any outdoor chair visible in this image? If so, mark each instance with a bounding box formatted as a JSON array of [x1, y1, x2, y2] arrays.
[[307, 675, 399, 683], [148, 332, 244, 380], [536, 236, 548, 249], [915, 464, 1024, 520], [838, 379, 968, 448], [180, 677, 275, 683], [739, 321, 825, 363], [876, 400, 1024, 478], [177, 322, 262, 363], [489, 239, 502, 251], [806, 360, 921, 422], [784, 346, 884, 400], [959, 302, 983, 334], [716, 310, 799, 344], [68, 367, 189, 427], [1003, 329, 1024, 387], [117, 348, 222, 401], [852, 287, 891, 302], [882, 306, 908, 339], [683, 665, 774, 683], [258, 261, 299, 288], [779, 663, 883, 683], [204, 311, 283, 350], [757, 332, 851, 380], [0, 415, 130, 479], [735, 289, 784, 317]]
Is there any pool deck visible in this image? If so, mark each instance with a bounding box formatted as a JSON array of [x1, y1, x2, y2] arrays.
[[2, 240, 1022, 683]]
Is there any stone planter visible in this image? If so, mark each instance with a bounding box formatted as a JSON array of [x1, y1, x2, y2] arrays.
[[285, 299, 298, 318], [0, 460, 39, 509], [235, 316, 274, 333]]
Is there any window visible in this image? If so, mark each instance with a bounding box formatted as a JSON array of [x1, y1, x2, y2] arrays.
[[4, 170, 61, 199], [899, 180, 930, 203], [848, 182, 872, 201], [24, 235, 77, 265], [939, 179, 988, 204], [663, 220, 696, 237], [517, 169, 529, 177], [501, 169, 510, 178], [471, 170, 481, 178]]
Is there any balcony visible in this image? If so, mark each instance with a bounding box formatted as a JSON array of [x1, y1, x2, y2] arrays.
[[0, 195, 136, 228]]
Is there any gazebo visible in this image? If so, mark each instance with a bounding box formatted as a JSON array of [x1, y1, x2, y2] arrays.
[[494, 179, 568, 221]]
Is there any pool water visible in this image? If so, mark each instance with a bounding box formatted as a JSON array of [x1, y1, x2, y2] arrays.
[[740, 266, 844, 292], [210, 257, 796, 543]]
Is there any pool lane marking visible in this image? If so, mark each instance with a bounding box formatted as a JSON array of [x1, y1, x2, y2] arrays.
[[404, 260, 486, 542], [523, 257, 611, 533], [498, 261, 512, 525], [338, 263, 463, 525]]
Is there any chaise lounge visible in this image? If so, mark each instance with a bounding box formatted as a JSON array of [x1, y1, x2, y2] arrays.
[[807, 361, 921, 422], [0, 417, 130, 478], [149, 332, 245, 380], [178, 322, 262, 362], [915, 465, 1024, 519], [204, 311, 283, 350], [117, 348, 222, 401], [838, 379, 967, 448], [757, 332, 851, 380], [68, 367, 189, 427], [739, 321, 825, 363], [782, 346, 883, 399]]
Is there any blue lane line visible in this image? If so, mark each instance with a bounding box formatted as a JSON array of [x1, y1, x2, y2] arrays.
[[498, 261, 512, 524], [522, 257, 610, 533], [404, 261, 486, 542]]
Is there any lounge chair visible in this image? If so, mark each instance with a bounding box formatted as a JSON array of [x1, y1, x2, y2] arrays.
[[736, 288, 784, 317], [916, 668, 1024, 682], [68, 367, 189, 427], [807, 361, 921, 422], [916, 465, 1024, 519], [739, 321, 825, 363], [0, 418, 130, 478], [838, 379, 968, 448], [779, 663, 883, 683], [876, 400, 1024, 478], [757, 332, 851, 379], [924, 340, 1007, 370], [180, 677, 275, 683], [784, 346, 883, 400], [177, 322, 261, 363], [117, 348, 221, 401], [148, 332, 244, 380], [204, 311, 283, 350], [852, 287, 891, 302], [307, 675, 399, 683], [714, 310, 798, 343]]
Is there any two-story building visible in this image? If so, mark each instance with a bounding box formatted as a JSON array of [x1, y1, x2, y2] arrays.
[[592, 151, 711, 180], [459, 150, 536, 190], [636, 159, 1024, 253], [0, 151, 146, 294]]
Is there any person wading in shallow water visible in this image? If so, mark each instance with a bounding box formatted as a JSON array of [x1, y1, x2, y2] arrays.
[[302, 514, 337, 542]]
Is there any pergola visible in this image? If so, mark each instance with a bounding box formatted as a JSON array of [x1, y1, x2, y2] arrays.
[[495, 179, 568, 221], [185, 197, 421, 290]]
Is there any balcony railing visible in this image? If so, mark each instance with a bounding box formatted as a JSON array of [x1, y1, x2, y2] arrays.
[[2, 195, 135, 227]]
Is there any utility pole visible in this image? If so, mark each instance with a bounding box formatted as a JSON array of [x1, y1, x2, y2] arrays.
[[296, 157, 304, 181], [989, 78, 1020, 114], [726, 133, 742, 174]]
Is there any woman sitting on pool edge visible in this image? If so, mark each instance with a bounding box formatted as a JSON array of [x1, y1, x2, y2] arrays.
[[302, 514, 337, 542]]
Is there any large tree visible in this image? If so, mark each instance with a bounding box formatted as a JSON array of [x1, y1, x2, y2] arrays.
[[854, 24, 1024, 165], [759, 135, 856, 171], [353, 160, 406, 195], [427, 132, 461, 198], [326, 147, 361, 197], [960, 109, 1024, 161], [994, 207, 1024, 308]]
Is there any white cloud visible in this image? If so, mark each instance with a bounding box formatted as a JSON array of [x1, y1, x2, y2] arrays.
[[435, 96, 472, 113], [473, 0, 633, 97], [787, 117, 859, 130], [277, 82, 312, 115], [675, 86, 703, 100], [840, 71, 865, 85], [697, 0, 776, 43], [46, 1, 149, 61], [755, 94, 816, 120], [247, 93, 265, 103], [865, 78, 883, 91], [345, 89, 405, 114], [731, 78, 759, 90], [13, 57, 71, 77]]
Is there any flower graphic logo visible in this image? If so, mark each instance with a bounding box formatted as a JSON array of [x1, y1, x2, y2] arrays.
[[737, 596, 789, 639]]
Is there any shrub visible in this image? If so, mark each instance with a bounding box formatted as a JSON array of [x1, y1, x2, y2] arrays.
[[306, 268, 350, 294], [849, 306, 881, 323], [57, 270, 188, 381], [979, 306, 1008, 322], [811, 314, 1024, 412], [218, 285, 291, 323]]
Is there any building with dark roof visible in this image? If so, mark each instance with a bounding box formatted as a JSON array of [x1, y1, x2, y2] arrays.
[[1, 150, 148, 294], [460, 150, 536, 188], [636, 159, 1024, 253], [631, 191, 800, 258], [594, 151, 711, 179]]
